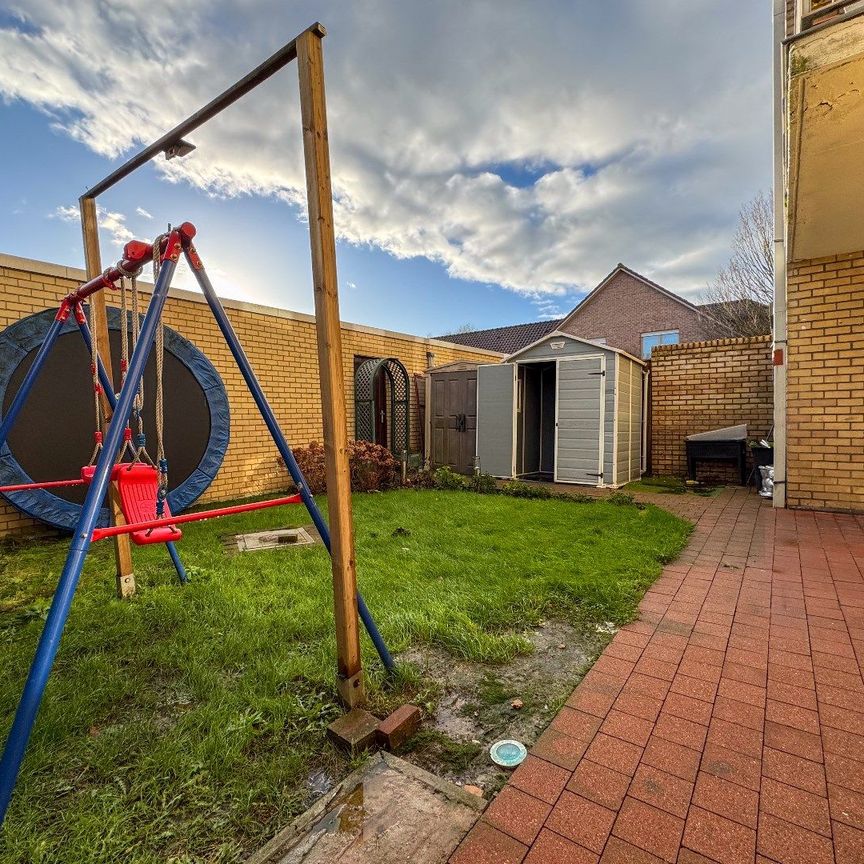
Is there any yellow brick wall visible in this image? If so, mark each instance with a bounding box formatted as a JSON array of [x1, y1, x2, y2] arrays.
[[650, 336, 774, 480], [786, 250, 864, 512], [0, 256, 499, 537]]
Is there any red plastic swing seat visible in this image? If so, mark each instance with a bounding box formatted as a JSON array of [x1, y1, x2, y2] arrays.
[[112, 463, 182, 545], [81, 463, 182, 545]]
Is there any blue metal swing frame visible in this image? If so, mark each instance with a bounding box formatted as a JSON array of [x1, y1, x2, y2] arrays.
[[0, 226, 394, 826]]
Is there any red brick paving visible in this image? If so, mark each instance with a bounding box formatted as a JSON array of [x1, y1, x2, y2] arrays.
[[449, 488, 864, 863]]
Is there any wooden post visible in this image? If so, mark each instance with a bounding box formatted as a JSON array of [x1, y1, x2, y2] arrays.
[[296, 26, 364, 708], [79, 196, 136, 599]]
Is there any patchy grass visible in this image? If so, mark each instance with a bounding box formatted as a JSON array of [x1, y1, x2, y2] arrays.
[[0, 490, 690, 863], [398, 730, 483, 774], [626, 475, 721, 497]]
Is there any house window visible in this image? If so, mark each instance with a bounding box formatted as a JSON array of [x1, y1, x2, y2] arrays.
[[641, 330, 678, 359]]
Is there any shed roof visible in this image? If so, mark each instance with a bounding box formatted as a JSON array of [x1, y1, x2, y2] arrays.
[[504, 330, 646, 366]]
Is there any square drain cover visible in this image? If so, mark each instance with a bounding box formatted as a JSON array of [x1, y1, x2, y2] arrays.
[[226, 527, 317, 553]]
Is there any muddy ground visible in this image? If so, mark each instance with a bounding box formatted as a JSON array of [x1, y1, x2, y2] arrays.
[[396, 619, 613, 794]]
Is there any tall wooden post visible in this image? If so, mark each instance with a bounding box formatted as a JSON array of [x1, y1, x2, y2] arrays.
[[297, 25, 364, 707], [79, 196, 136, 599]]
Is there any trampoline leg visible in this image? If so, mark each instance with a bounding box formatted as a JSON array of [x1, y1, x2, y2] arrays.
[[0, 248, 179, 828], [166, 541, 188, 585], [188, 254, 395, 674], [0, 308, 68, 451]]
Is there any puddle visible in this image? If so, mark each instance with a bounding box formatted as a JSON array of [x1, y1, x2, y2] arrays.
[[398, 620, 611, 792], [306, 768, 336, 797]]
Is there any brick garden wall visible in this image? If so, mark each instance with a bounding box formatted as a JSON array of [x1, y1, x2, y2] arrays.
[[0, 254, 498, 537], [786, 251, 864, 512], [650, 336, 774, 481]]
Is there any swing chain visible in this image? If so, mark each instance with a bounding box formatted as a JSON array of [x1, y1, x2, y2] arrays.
[[86, 298, 104, 465], [116, 271, 155, 466], [152, 234, 169, 514]]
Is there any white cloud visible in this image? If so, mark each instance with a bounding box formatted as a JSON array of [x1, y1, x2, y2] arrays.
[[1, 0, 771, 300], [136, 207, 153, 219], [52, 205, 79, 222], [51, 203, 134, 248]]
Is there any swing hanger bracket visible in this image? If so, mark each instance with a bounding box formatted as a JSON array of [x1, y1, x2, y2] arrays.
[[156, 223, 196, 264]]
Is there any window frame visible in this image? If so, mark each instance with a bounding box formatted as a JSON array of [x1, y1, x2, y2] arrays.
[[640, 329, 679, 359]]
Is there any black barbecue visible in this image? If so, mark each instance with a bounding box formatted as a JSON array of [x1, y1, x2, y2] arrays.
[[685, 424, 748, 486]]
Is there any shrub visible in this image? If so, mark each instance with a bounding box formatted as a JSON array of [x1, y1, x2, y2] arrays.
[[290, 440, 399, 494], [405, 467, 437, 489], [468, 472, 498, 494], [499, 480, 552, 499], [433, 466, 466, 490], [349, 440, 400, 492]]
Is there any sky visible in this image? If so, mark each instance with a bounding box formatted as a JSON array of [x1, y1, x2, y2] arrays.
[[0, 1, 772, 337]]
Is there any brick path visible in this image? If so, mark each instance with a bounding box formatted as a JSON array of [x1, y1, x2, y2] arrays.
[[450, 488, 864, 864]]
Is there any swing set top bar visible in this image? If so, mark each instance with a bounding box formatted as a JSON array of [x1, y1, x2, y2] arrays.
[[82, 23, 326, 200]]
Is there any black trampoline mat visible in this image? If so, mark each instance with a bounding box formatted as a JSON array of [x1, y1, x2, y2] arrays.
[[4, 329, 212, 505]]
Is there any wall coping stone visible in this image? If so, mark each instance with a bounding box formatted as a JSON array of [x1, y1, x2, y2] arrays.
[[652, 334, 772, 354]]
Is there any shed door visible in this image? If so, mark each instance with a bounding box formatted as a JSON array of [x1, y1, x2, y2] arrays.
[[555, 356, 605, 485], [477, 364, 516, 478], [431, 369, 477, 475]]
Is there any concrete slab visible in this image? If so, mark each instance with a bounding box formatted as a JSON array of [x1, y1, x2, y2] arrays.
[[223, 525, 319, 554], [248, 753, 485, 864]]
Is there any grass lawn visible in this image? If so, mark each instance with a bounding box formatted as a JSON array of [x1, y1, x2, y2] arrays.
[[0, 490, 690, 863]]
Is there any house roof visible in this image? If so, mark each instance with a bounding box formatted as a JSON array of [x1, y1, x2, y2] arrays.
[[559, 263, 699, 331], [437, 264, 720, 356], [505, 330, 645, 366], [698, 298, 771, 317], [436, 318, 563, 354]]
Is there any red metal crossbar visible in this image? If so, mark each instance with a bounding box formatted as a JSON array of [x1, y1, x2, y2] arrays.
[[0, 478, 87, 493], [90, 493, 302, 542], [60, 223, 197, 309]]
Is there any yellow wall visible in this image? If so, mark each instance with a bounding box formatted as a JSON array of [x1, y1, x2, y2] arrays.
[[650, 336, 773, 480], [0, 254, 500, 537], [785, 251, 864, 512], [782, 14, 864, 513]]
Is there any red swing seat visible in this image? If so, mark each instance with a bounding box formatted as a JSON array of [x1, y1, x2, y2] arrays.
[[81, 463, 182, 545]]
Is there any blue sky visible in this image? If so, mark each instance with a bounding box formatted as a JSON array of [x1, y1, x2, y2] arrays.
[[0, 1, 772, 337]]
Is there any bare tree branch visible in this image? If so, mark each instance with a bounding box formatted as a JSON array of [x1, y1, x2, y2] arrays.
[[701, 191, 774, 338]]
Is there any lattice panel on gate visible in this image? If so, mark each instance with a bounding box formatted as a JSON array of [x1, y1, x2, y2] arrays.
[[353, 357, 410, 455]]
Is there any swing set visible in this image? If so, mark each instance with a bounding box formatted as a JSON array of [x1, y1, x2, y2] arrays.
[[0, 23, 390, 827]]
